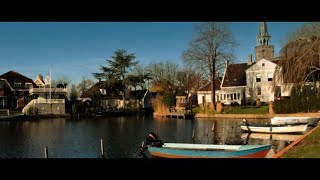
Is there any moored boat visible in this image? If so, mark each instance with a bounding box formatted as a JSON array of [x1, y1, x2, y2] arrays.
[[140, 132, 272, 158], [240, 120, 308, 134], [271, 116, 320, 126]]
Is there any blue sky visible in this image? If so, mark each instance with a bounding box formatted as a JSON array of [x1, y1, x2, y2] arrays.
[[0, 22, 303, 85]]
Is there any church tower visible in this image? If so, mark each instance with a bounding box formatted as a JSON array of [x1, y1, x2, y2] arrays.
[[254, 22, 274, 61]]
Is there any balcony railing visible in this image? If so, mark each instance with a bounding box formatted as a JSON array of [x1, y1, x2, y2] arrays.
[[29, 88, 67, 94], [32, 99, 65, 104]]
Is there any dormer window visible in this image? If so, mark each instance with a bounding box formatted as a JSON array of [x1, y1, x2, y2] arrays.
[[14, 82, 21, 88]]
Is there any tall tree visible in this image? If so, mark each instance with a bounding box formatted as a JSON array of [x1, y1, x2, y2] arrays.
[[147, 61, 180, 93], [127, 65, 152, 90], [92, 49, 139, 106], [275, 23, 320, 85], [69, 84, 79, 103], [77, 76, 95, 97], [183, 22, 237, 110]]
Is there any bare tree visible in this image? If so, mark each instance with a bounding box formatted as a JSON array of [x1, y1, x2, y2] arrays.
[[183, 22, 237, 110], [275, 23, 320, 86], [77, 76, 95, 97], [69, 84, 79, 103], [51, 75, 71, 88], [246, 73, 258, 107], [147, 61, 180, 93]]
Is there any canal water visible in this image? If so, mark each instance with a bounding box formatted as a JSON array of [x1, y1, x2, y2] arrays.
[[0, 116, 312, 158]]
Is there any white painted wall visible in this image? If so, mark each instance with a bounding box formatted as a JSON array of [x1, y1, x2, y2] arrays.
[[246, 58, 277, 103], [197, 90, 221, 105]]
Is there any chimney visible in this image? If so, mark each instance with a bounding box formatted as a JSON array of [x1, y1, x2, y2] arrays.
[[248, 54, 252, 65]]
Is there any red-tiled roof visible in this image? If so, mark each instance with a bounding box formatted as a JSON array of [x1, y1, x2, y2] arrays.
[[222, 63, 249, 87], [0, 70, 36, 89]]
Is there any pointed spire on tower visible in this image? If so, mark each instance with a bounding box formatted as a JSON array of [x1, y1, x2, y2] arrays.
[[257, 22, 271, 46], [259, 22, 269, 37], [255, 22, 274, 60]]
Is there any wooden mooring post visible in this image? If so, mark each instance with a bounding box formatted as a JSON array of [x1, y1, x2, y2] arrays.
[[44, 146, 48, 159], [212, 122, 215, 131], [100, 139, 104, 158], [192, 128, 195, 143]]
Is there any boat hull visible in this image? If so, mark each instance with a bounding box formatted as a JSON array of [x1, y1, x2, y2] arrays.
[[240, 124, 308, 134], [271, 117, 320, 126], [147, 143, 272, 158]]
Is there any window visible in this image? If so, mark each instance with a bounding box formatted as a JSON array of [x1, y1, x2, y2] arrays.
[[267, 72, 273, 82], [227, 94, 229, 99], [256, 74, 261, 82], [238, 93, 240, 99], [0, 81, 3, 89], [231, 94, 233, 100], [234, 93, 237, 99], [25, 82, 32, 88], [220, 94, 222, 101], [257, 86, 261, 95], [14, 82, 21, 88], [262, 63, 265, 67]]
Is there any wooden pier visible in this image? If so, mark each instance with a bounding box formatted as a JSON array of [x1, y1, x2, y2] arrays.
[[156, 112, 195, 119]]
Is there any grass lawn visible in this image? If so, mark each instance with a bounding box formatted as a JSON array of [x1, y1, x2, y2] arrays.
[[281, 126, 320, 158], [225, 105, 269, 114]]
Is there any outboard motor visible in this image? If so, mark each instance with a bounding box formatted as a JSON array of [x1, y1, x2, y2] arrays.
[[241, 118, 249, 126], [145, 132, 164, 147]]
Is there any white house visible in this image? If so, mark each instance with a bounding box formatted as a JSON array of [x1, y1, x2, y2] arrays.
[[196, 22, 294, 106], [245, 58, 278, 103], [197, 79, 221, 106], [219, 61, 248, 105]]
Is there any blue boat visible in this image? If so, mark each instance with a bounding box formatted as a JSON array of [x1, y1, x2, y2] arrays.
[[147, 143, 272, 158], [140, 132, 272, 158]]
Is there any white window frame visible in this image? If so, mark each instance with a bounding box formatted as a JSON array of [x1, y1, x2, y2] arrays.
[[25, 82, 32, 88], [267, 72, 273, 82], [256, 74, 261, 82]]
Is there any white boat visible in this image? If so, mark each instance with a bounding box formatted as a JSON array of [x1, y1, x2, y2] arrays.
[[241, 133, 302, 141], [271, 116, 320, 126], [240, 123, 308, 134]]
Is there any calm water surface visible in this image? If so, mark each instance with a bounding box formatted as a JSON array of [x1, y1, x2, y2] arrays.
[[0, 116, 312, 158]]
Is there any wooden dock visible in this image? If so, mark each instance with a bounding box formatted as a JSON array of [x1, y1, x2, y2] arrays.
[[156, 112, 195, 119]]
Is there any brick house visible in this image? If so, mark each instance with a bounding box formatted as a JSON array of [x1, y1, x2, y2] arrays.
[[0, 70, 36, 110]]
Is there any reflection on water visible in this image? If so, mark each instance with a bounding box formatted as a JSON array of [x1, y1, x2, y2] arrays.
[[0, 116, 313, 158]]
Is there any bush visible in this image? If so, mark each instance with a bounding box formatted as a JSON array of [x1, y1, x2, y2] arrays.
[[273, 84, 320, 113]]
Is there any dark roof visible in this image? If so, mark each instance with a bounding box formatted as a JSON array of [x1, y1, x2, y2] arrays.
[[222, 63, 249, 87], [270, 60, 279, 64], [198, 77, 222, 91], [81, 81, 121, 98], [0, 70, 36, 89]]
